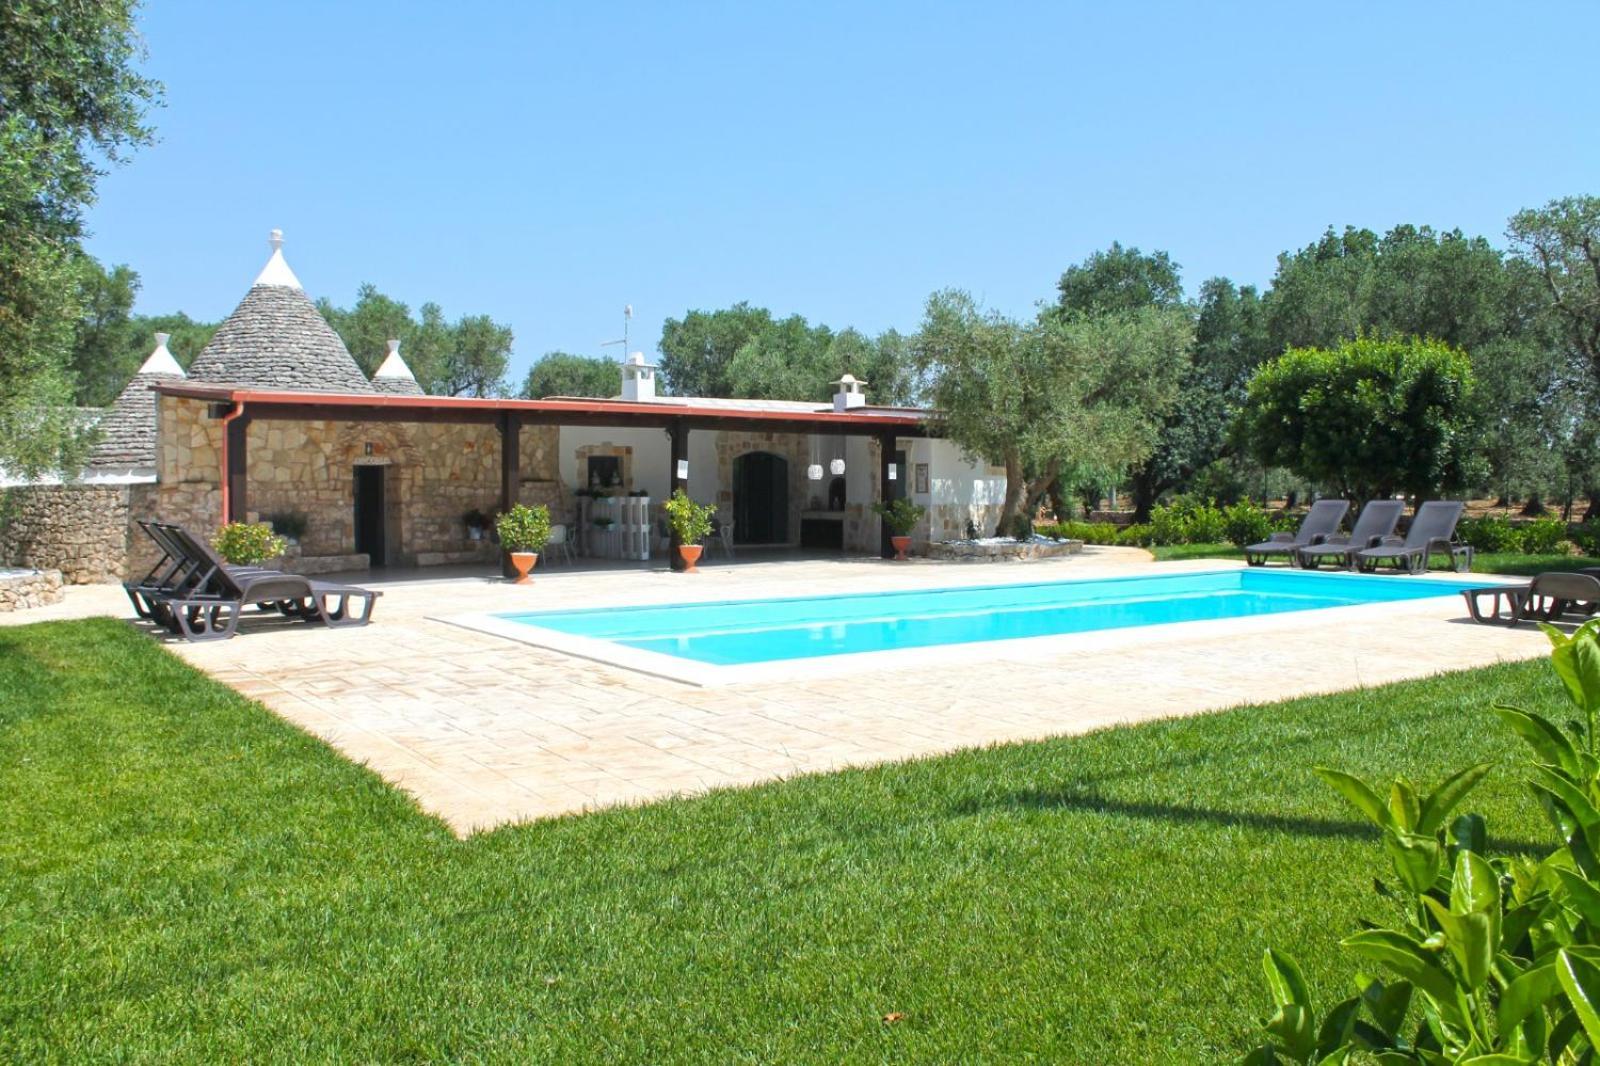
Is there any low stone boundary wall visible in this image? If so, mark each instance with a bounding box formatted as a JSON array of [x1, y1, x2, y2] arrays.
[[0, 569, 65, 612], [928, 538, 1084, 562], [1, 484, 132, 583]]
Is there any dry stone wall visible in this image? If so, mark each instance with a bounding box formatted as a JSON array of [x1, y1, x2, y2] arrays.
[[0, 485, 132, 583], [0, 568, 65, 611]]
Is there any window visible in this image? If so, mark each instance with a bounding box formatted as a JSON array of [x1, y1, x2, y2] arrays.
[[587, 455, 622, 490]]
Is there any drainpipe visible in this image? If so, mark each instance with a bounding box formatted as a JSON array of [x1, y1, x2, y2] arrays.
[[217, 400, 246, 523]]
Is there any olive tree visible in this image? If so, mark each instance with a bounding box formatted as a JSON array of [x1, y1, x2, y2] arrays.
[[915, 290, 1188, 536]]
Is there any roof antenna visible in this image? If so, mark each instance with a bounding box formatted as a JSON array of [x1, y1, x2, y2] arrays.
[[600, 304, 633, 362]]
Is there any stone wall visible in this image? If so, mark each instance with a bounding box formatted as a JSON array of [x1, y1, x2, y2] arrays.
[[0, 485, 133, 583], [713, 431, 811, 545], [0, 568, 65, 611]]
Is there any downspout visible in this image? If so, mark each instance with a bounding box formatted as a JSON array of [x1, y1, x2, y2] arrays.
[[217, 401, 246, 523]]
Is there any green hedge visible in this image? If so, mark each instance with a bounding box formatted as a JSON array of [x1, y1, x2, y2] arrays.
[[1458, 514, 1571, 555], [1038, 499, 1293, 549]]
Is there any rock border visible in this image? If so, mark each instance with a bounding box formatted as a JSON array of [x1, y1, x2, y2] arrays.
[[927, 538, 1084, 562], [0, 569, 66, 612]]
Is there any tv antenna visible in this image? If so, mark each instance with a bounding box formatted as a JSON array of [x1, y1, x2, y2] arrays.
[[600, 304, 633, 361]]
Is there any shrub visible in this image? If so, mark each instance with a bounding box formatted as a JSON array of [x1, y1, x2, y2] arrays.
[[1221, 501, 1274, 548], [1459, 514, 1571, 555], [1148, 496, 1227, 546], [494, 503, 551, 553], [212, 522, 286, 565], [1037, 521, 1120, 545], [1573, 521, 1600, 557], [873, 498, 927, 537], [663, 489, 715, 546], [1520, 515, 1569, 555], [1457, 514, 1524, 553], [1116, 523, 1153, 547]]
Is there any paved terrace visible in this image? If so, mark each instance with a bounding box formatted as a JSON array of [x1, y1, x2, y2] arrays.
[[7, 549, 1549, 834]]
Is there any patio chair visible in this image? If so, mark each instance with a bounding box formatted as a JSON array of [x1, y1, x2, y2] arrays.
[[147, 523, 380, 641], [125, 521, 278, 622], [1243, 499, 1349, 567], [1354, 501, 1469, 575], [712, 515, 737, 559], [1296, 500, 1405, 570], [545, 523, 575, 566], [1461, 569, 1600, 626]]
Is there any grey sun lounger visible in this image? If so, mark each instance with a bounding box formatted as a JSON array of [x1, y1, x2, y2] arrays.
[[1296, 500, 1405, 570], [1462, 569, 1600, 626], [142, 522, 380, 641], [1354, 501, 1469, 575], [1244, 499, 1349, 567]]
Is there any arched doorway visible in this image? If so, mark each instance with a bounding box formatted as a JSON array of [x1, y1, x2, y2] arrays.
[[733, 451, 788, 544]]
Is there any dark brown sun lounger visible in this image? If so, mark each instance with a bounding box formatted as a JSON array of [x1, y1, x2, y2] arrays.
[[1462, 570, 1600, 626], [1296, 499, 1405, 570], [1244, 499, 1349, 567], [1355, 501, 1468, 575], [142, 522, 380, 641]]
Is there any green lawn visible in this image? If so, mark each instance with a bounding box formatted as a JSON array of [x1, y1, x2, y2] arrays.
[[1148, 542, 1600, 576], [0, 619, 1563, 1062]]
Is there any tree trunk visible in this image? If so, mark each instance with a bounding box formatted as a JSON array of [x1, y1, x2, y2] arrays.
[[1521, 495, 1548, 517], [1131, 470, 1162, 523], [994, 451, 1024, 537], [1586, 486, 1600, 524]]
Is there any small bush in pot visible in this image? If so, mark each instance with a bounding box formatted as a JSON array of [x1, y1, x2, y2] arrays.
[[874, 498, 926, 560], [664, 489, 716, 571], [212, 522, 287, 565], [495, 504, 551, 584]]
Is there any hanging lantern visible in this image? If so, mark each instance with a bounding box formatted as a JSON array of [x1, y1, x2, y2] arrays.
[[829, 458, 846, 476], [807, 463, 824, 480]]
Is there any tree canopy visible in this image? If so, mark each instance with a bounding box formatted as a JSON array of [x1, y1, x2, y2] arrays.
[[521, 352, 619, 398], [317, 286, 513, 397], [1237, 336, 1482, 504], [915, 290, 1188, 535], [658, 304, 917, 404], [0, 0, 160, 476]]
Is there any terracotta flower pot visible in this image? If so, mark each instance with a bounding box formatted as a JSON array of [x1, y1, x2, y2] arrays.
[[891, 535, 912, 561], [509, 551, 538, 584], [677, 544, 703, 573]]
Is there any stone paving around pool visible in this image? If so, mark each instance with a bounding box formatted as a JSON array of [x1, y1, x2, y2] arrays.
[[8, 548, 1550, 834]]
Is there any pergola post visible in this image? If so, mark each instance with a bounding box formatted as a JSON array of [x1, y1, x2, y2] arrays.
[[225, 412, 250, 524], [877, 430, 895, 558], [668, 418, 688, 570], [499, 411, 520, 577]]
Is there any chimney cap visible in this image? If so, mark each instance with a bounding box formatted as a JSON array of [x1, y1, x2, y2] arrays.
[[832, 373, 867, 389], [623, 351, 657, 369], [137, 332, 186, 377], [253, 227, 303, 289]]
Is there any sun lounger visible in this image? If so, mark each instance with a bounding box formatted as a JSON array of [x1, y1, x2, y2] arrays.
[[1296, 500, 1405, 570], [1461, 570, 1600, 626], [1244, 499, 1349, 567], [138, 522, 380, 641], [1354, 501, 1469, 575]]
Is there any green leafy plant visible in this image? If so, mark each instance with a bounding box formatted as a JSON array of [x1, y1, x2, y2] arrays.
[[1522, 516, 1571, 555], [874, 497, 927, 537], [262, 512, 308, 541], [663, 489, 715, 547], [1459, 515, 1529, 554], [494, 504, 550, 554], [1117, 522, 1154, 547], [1222, 501, 1276, 548], [212, 522, 287, 565], [1573, 523, 1600, 558], [1149, 496, 1228, 545], [1244, 619, 1600, 1064]]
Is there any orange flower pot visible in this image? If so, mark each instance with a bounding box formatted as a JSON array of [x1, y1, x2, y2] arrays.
[[891, 535, 912, 561], [677, 544, 703, 572], [509, 551, 538, 584]]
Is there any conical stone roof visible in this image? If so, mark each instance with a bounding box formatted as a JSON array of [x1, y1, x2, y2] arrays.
[[371, 338, 424, 395], [87, 334, 185, 470], [185, 231, 374, 394]]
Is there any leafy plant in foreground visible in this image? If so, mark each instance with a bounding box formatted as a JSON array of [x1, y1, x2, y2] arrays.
[[212, 522, 287, 565], [1245, 619, 1600, 1064]]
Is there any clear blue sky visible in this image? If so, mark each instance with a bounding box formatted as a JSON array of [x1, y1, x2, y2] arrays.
[[86, 1, 1599, 385]]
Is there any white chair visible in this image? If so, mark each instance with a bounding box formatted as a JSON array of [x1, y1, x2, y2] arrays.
[[546, 523, 575, 565], [715, 516, 736, 559]]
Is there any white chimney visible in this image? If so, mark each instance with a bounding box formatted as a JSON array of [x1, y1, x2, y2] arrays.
[[621, 351, 657, 401], [832, 373, 867, 412], [137, 332, 185, 377]]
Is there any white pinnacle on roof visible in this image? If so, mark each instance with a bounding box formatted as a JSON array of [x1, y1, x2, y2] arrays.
[[252, 228, 303, 289], [374, 338, 416, 380], [137, 332, 185, 377]]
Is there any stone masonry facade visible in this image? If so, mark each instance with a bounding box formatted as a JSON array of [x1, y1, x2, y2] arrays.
[[1, 485, 134, 583]]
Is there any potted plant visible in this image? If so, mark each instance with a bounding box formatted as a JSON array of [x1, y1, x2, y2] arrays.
[[463, 508, 490, 541], [873, 498, 927, 561], [213, 521, 288, 566], [663, 488, 716, 572], [494, 503, 551, 584]]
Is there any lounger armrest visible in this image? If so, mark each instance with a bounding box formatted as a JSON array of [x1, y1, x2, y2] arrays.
[[1306, 532, 1330, 545], [1374, 534, 1403, 548]]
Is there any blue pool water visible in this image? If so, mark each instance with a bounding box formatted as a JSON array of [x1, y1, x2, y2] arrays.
[[501, 569, 1481, 667]]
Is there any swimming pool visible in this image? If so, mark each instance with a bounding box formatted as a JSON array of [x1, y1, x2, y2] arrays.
[[499, 569, 1480, 668]]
